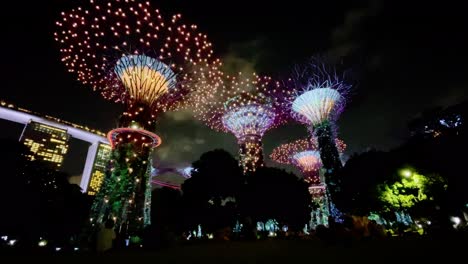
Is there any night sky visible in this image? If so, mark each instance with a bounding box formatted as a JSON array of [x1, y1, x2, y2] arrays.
[[1, 0, 467, 177]]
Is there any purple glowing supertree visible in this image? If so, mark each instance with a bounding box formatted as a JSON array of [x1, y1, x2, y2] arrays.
[[55, 0, 220, 236], [288, 58, 352, 196], [193, 73, 289, 173]]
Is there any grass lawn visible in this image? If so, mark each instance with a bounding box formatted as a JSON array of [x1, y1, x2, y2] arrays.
[[2, 237, 466, 263]]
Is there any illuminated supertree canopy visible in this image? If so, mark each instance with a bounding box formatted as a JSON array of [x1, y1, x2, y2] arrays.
[[270, 138, 346, 184], [287, 58, 352, 196], [271, 137, 346, 228], [55, 0, 221, 128], [292, 150, 321, 179], [55, 0, 220, 237], [289, 59, 350, 126], [193, 72, 290, 173]]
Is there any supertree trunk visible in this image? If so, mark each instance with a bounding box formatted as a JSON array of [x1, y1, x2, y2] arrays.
[[90, 105, 156, 237], [238, 135, 264, 173], [313, 121, 343, 195], [90, 143, 152, 236], [308, 184, 330, 228]]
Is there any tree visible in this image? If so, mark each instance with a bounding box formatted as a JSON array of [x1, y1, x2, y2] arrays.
[[0, 139, 90, 247], [181, 149, 243, 233], [378, 169, 446, 214], [240, 167, 310, 231], [0, 139, 38, 241], [150, 187, 183, 233], [143, 187, 183, 248], [334, 150, 396, 216]]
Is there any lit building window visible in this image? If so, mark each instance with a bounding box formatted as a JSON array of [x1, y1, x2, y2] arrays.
[[20, 121, 70, 170]]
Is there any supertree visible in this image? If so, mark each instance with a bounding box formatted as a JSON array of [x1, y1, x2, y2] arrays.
[[193, 72, 289, 173], [270, 137, 346, 186], [55, 0, 220, 236], [270, 137, 346, 227], [288, 58, 351, 197]]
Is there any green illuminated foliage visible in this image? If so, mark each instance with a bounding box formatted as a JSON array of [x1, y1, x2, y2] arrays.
[[379, 169, 444, 211]]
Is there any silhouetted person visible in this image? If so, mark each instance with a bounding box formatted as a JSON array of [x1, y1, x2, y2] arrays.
[[96, 220, 116, 252]]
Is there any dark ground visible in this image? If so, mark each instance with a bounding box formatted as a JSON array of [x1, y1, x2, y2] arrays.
[[1, 237, 466, 263]]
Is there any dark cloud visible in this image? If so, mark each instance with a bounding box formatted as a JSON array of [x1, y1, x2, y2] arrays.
[[152, 111, 238, 167], [328, 0, 468, 154]]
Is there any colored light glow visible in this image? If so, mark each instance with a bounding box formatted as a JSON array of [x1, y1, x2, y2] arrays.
[[239, 135, 263, 173], [56, 0, 221, 115], [189, 72, 290, 173], [292, 150, 321, 172], [380, 170, 431, 210], [292, 88, 341, 126], [287, 58, 351, 127], [151, 166, 193, 179], [271, 137, 345, 165], [150, 166, 192, 189], [400, 169, 413, 178], [308, 184, 326, 196], [334, 138, 347, 153], [151, 179, 181, 190], [222, 104, 276, 140], [107, 127, 161, 149], [115, 55, 176, 105], [193, 73, 290, 133], [451, 216, 461, 227], [88, 171, 105, 193], [178, 166, 194, 179], [38, 240, 48, 247], [271, 137, 346, 183]]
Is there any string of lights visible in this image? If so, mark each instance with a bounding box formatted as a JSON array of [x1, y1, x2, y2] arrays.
[[191, 72, 291, 173], [56, 0, 221, 237], [286, 58, 352, 199]]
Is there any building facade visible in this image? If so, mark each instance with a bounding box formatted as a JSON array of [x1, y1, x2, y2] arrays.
[[84, 143, 112, 195], [20, 121, 70, 170]]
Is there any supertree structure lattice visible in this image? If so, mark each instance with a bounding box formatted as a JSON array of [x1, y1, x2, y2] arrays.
[[270, 137, 346, 228], [288, 58, 351, 196], [193, 72, 290, 173], [270, 138, 346, 185], [55, 0, 220, 237]]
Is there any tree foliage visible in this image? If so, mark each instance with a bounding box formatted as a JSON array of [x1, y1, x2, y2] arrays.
[[333, 150, 395, 216], [0, 139, 90, 246], [240, 167, 310, 231], [181, 149, 243, 232]]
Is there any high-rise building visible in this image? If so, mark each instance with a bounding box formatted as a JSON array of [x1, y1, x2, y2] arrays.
[[85, 143, 112, 196], [20, 121, 70, 169]]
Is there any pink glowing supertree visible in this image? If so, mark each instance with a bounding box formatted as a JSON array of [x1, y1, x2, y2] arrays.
[[270, 137, 346, 227], [270, 138, 346, 185], [55, 0, 220, 235], [55, 1, 220, 124], [193, 72, 290, 173]]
